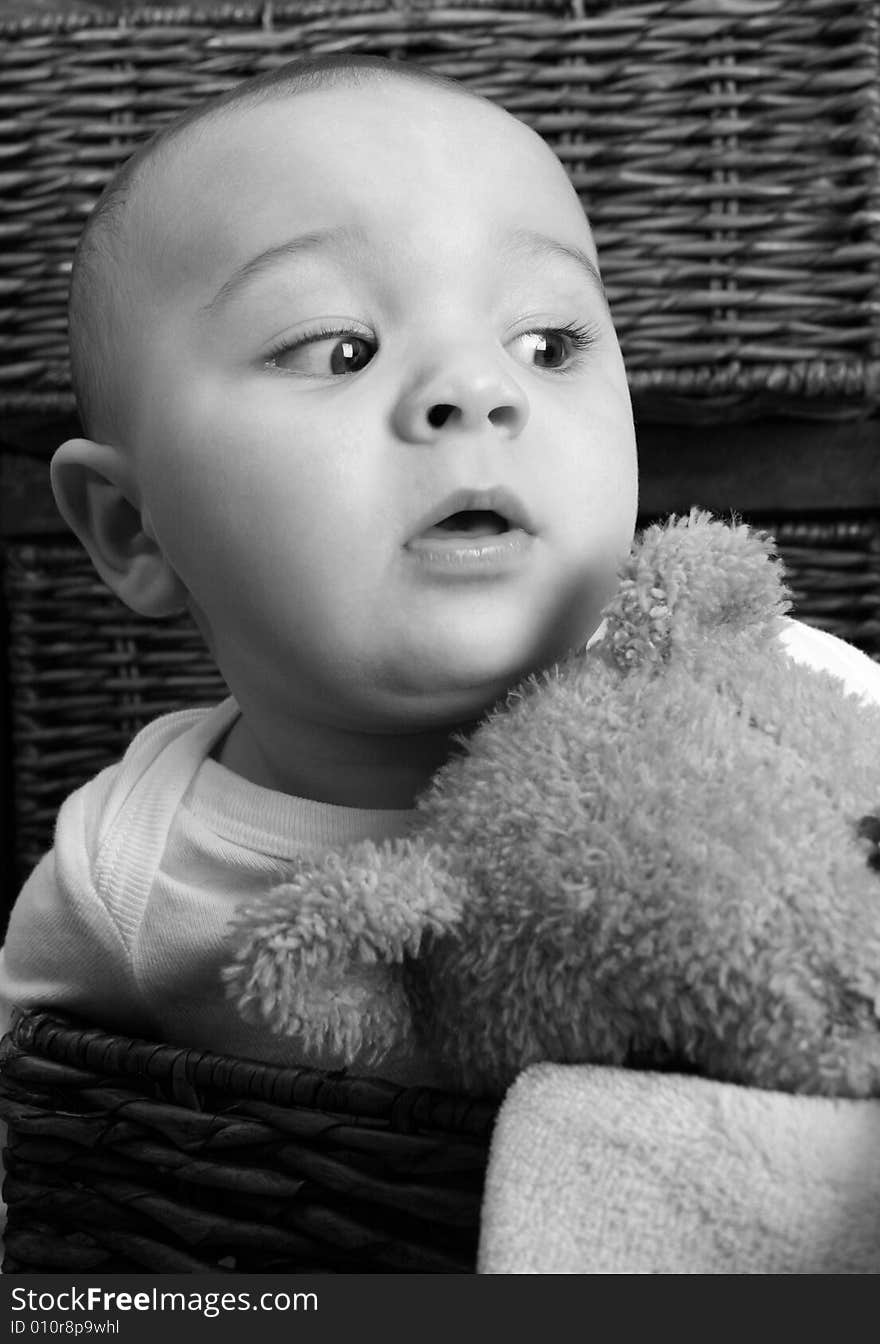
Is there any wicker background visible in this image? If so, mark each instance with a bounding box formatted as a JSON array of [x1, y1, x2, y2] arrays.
[[0, 0, 879, 424]]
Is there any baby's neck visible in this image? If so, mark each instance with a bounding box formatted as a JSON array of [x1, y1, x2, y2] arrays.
[[214, 709, 471, 809]]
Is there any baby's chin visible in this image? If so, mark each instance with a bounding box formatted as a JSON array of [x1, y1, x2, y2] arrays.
[[371, 621, 592, 728]]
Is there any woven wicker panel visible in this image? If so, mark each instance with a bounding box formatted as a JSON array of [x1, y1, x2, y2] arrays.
[[5, 519, 879, 885], [0, 0, 878, 424], [3, 542, 227, 882], [0, 1009, 497, 1272]]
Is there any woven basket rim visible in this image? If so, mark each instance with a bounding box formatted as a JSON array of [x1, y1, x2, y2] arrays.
[[7, 1008, 499, 1135], [0, 0, 571, 35]]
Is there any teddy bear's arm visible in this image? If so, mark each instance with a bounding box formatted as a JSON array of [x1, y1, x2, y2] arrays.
[[221, 837, 463, 1036]]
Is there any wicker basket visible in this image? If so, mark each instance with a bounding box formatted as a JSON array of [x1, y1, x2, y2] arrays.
[[2, 540, 226, 882], [4, 517, 879, 885], [0, 1009, 497, 1273], [0, 0, 878, 424]]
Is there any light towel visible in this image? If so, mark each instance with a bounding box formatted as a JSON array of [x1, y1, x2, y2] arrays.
[[478, 1064, 880, 1274]]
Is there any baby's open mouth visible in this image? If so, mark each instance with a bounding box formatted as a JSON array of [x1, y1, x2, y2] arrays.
[[406, 487, 535, 555], [421, 509, 511, 540]]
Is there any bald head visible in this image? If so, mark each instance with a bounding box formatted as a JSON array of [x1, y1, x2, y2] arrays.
[[67, 54, 486, 442]]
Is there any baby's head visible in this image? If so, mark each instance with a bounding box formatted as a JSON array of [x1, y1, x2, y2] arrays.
[[53, 56, 637, 760]]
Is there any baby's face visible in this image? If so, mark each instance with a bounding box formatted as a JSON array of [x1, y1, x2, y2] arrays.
[[127, 82, 637, 731]]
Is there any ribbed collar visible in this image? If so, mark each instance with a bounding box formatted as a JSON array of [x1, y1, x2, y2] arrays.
[[183, 754, 417, 858]]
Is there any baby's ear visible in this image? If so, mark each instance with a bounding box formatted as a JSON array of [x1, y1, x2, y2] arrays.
[[51, 437, 187, 617], [600, 509, 792, 671]]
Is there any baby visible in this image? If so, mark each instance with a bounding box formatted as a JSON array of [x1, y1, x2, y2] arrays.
[[2, 54, 879, 1085]]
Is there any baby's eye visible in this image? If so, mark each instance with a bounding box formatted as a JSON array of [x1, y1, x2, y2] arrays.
[[508, 326, 593, 371], [267, 330, 376, 377]]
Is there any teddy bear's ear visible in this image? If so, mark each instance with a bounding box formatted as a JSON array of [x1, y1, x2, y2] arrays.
[[599, 509, 792, 671]]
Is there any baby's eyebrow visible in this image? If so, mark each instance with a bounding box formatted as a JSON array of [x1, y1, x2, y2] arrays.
[[200, 226, 360, 319], [499, 228, 609, 310], [199, 223, 608, 320]]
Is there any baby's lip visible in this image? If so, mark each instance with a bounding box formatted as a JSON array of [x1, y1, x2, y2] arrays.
[[406, 486, 535, 544]]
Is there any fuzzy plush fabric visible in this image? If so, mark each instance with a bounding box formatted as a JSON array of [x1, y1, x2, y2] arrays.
[[225, 841, 457, 1068], [225, 511, 880, 1099], [477, 1063, 880, 1274]]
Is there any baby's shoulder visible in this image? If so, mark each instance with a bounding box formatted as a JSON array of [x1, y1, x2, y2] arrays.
[[777, 618, 880, 707], [55, 697, 239, 881], [96, 695, 238, 830], [114, 698, 236, 777]]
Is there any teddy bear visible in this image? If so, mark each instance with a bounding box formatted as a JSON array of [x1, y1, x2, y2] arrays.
[[223, 511, 880, 1099]]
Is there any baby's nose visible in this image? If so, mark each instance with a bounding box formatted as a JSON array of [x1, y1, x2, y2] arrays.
[[392, 356, 530, 443]]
